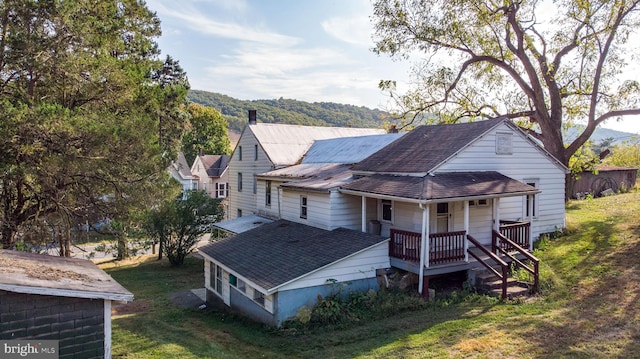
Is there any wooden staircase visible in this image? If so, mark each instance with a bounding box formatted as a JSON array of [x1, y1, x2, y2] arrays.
[[474, 269, 532, 298]]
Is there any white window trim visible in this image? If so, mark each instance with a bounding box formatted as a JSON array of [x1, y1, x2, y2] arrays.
[[380, 199, 394, 223], [496, 132, 513, 155], [523, 178, 539, 219]]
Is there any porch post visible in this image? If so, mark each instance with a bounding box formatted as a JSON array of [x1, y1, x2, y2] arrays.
[[361, 196, 367, 233], [528, 194, 534, 251], [493, 198, 500, 254], [463, 200, 469, 262], [418, 203, 430, 295]]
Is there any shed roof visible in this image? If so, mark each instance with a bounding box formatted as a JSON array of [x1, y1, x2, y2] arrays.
[[258, 163, 353, 191], [302, 133, 404, 164], [249, 123, 385, 167], [199, 220, 387, 293], [0, 250, 133, 301], [341, 171, 539, 202], [352, 118, 506, 174], [212, 214, 274, 234]]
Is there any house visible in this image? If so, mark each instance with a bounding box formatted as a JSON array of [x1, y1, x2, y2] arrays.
[[569, 165, 638, 198], [191, 154, 231, 200], [0, 250, 133, 359], [227, 110, 385, 219], [168, 152, 198, 197], [198, 220, 388, 327], [202, 117, 568, 325]]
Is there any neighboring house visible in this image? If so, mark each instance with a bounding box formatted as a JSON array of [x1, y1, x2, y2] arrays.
[[199, 220, 388, 327], [0, 250, 133, 359], [227, 110, 385, 219], [203, 117, 568, 325], [168, 152, 198, 197], [191, 154, 231, 199], [569, 165, 638, 198]]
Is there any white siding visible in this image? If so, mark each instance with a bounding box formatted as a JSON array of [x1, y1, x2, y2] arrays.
[[255, 179, 283, 219], [277, 242, 389, 292], [328, 191, 362, 230], [435, 123, 566, 239], [280, 190, 332, 230], [228, 127, 274, 219]]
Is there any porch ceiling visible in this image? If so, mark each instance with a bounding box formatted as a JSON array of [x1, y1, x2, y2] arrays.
[[341, 171, 539, 202]]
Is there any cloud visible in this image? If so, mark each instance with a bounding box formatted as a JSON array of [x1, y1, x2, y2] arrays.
[[321, 15, 372, 47]]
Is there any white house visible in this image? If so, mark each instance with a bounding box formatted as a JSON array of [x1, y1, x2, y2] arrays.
[[201, 117, 568, 325], [191, 154, 230, 200], [168, 152, 198, 198]]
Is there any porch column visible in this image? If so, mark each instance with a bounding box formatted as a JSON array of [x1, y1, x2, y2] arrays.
[[361, 196, 367, 233], [528, 194, 534, 251], [418, 203, 430, 295], [463, 200, 469, 262], [493, 198, 500, 254]]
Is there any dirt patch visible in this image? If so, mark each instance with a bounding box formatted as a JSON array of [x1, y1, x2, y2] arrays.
[[112, 300, 150, 315]]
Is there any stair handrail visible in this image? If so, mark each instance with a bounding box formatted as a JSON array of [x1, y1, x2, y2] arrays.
[[466, 234, 508, 299], [493, 230, 539, 293]]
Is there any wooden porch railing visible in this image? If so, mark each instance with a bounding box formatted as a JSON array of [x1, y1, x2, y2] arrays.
[[498, 220, 530, 251], [389, 229, 466, 266], [493, 230, 540, 293], [467, 234, 509, 299]]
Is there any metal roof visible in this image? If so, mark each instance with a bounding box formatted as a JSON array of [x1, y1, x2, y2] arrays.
[[302, 133, 404, 164], [273, 164, 353, 192], [249, 123, 385, 167], [212, 214, 274, 234], [0, 250, 133, 301]]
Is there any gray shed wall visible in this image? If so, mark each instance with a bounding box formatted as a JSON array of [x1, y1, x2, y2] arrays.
[[0, 290, 104, 359]]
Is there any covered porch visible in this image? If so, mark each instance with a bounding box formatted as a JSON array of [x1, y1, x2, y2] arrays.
[[341, 171, 541, 297]]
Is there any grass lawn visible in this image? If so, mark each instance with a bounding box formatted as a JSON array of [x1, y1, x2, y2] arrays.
[[103, 191, 640, 358]]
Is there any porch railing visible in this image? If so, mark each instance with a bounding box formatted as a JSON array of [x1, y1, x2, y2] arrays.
[[493, 230, 540, 293], [389, 229, 466, 266], [467, 234, 509, 299], [497, 220, 530, 251]]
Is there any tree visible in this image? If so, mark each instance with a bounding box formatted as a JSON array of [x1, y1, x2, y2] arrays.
[[0, 0, 187, 250], [144, 190, 224, 266], [182, 103, 232, 164], [372, 0, 640, 169]]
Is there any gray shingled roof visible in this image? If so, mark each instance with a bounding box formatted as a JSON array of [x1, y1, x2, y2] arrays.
[[198, 155, 231, 177], [341, 171, 539, 201], [198, 220, 387, 292], [173, 152, 194, 179], [352, 118, 506, 174]]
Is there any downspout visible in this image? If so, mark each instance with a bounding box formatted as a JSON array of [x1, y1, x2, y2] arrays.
[[418, 202, 430, 295]]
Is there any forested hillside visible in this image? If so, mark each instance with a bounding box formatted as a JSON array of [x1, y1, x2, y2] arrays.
[[187, 90, 389, 133]]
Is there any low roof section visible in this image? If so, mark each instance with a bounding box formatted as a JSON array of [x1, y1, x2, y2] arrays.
[[341, 171, 539, 203], [199, 220, 388, 294], [258, 163, 353, 192], [212, 214, 274, 235], [0, 250, 133, 302], [249, 123, 385, 167]]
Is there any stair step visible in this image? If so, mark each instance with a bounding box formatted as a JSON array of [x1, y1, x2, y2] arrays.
[[489, 285, 530, 299], [480, 277, 518, 290]]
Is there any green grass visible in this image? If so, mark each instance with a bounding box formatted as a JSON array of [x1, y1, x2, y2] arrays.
[[104, 191, 640, 358]]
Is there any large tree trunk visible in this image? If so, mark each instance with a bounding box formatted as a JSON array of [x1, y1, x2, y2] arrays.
[[1, 224, 16, 249]]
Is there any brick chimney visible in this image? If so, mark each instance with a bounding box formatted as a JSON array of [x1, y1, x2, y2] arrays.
[[248, 110, 257, 125]]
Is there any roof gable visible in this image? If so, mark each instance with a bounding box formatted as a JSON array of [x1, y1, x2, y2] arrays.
[[249, 123, 385, 167], [352, 118, 505, 174], [199, 220, 387, 292], [194, 154, 231, 177], [171, 152, 194, 179]]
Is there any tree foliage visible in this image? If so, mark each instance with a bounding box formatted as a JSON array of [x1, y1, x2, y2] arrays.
[[144, 190, 224, 266], [187, 90, 389, 133], [182, 103, 231, 165], [0, 0, 187, 250], [603, 137, 640, 171], [372, 0, 640, 166]]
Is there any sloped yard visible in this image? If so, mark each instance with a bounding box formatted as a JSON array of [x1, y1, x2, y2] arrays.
[[104, 191, 640, 358]]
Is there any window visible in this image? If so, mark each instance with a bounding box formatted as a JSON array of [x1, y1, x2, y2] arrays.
[[525, 180, 538, 217], [237, 278, 246, 293], [237, 209, 242, 217], [253, 177, 257, 194], [254, 144, 258, 161], [192, 182, 198, 190], [216, 183, 227, 198], [265, 180, 272, 206], [229, 273, 237, 286], [210, 262, 223, 295], [381, 200, 393, 222], [253, 290, 265, 306], [470, 199, 488, 207], [436, 203, 449, 232], [496, 132, 513, 155], [300, 196, 307, 219], [237, 173, 243, 192], [238, 146, 243, 161]]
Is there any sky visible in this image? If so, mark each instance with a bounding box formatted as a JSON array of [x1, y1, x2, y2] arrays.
[[146, 0, 640, 136]]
